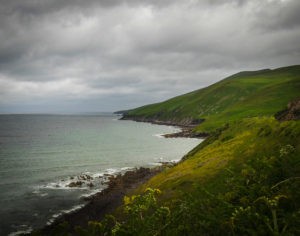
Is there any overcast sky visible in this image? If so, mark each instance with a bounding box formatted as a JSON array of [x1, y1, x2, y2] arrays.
[[0, 0, 299, 113]]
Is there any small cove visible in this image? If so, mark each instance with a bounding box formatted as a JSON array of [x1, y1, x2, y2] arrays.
[[0, 114, 201, 235]]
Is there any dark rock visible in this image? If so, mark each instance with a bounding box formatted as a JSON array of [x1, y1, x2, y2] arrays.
[[79, 174, 93, 181], [158, 161, 177, 168], [114, 110, 129, 115], [163, 128, 208, 138], [275, 98, 300, 121], [87, 182, 94, 188], [120, 115, 203, 128], [67, 181, 83, 188], [190, 118, 205, 125], [36, 166, 163, 235], [104, 173, 112, 177]]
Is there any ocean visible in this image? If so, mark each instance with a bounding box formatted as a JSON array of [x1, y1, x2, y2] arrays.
[[0, 114, 200, 235]]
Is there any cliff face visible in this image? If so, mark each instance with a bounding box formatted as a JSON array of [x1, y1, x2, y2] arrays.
[[275, 98, 300, 121]]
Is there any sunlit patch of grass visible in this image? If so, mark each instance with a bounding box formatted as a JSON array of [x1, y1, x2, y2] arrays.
[[138, 118, 300, 201]]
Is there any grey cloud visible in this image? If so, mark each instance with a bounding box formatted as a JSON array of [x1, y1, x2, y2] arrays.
[[0, 0, 177, 17], [251, 0, 300, 31], [0, 0, 299, 113]]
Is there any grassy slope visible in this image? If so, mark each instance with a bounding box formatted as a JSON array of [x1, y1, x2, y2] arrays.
[[131, 117, 300, 234], [124, 65, 300, 132], [57, 66, 300, 235], [140, 118, 300, 196], [122, 66, 300, 234], [72, 118, 299, 235]]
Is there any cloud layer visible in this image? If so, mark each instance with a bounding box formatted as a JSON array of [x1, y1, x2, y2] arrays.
[[0, 0, 299, 113]]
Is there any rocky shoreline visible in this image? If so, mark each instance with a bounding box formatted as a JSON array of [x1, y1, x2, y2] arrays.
[[120, 115, 202, 128], [163, 128, 209, 138], [120, 116, 208, 138], [33, 166, 167, 235], [30, 117, 202, 235]]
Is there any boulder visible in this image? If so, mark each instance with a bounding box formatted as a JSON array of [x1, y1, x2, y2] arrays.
[[67, 181, 83, 188]]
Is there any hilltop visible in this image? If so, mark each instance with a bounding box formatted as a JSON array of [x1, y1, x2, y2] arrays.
[[33, 66, 300, 235], [122, 65, 300, 132]]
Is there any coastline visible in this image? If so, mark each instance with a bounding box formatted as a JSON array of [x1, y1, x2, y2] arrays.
[[120, 116, 208, 138], [162, 127, 208, 138], [33, 166, 167, 235], [31, 117, 201, 235], [120, 115, 198, 128]]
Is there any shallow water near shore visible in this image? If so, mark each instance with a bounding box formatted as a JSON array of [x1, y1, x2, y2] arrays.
[[0, 114, 200, 235]]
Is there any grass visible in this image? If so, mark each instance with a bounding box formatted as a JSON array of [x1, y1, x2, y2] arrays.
[[52, 65, 300, 235], [72, 65, 300, 235], [138, 117, 300, 199], [124, 65, 300, 132], [122, 117, 300, 235]]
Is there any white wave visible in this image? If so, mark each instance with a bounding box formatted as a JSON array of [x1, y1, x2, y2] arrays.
[[8, 226, 33, 236], [37, 166, 135, 191], [39, 173, 96, 190], [91, 172, 104, 178], [170, 159, 180, 163], [32, 190, 48, 197], [40, 192, 48, 197], [46, 204, 85, 225], [106, 168, 119, 175], [148, 162, 163, 166], [40, 180, 87, 190], [80, 188, 103, 198], [153, 133, 164, 138], [61, 204, 85, 214], [120, 167, 133, 171]]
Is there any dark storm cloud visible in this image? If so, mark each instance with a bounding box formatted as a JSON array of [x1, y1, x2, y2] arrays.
[[0, 0, 299, 113]]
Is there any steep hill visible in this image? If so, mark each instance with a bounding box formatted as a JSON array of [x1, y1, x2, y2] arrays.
[[73, 117, 300, 235], [41, 66, 300, 235], [132, 117, 300, 235], [122, 65, 300, 132]]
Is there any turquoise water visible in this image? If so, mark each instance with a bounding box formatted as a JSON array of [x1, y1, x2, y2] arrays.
[[0, 114, 200, 235]]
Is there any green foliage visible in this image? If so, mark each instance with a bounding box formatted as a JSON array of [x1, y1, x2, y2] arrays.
[[48, 221, 71, 236], [76, 215, 116, 236], [226, 144, 300, 235], [140, 119, 300, 235], [75, 119, 300, 235], [162, 143, 299, 236], [76, 188, 171, 236], [33, 66, 300, 235], [116, 188, 171, 236]]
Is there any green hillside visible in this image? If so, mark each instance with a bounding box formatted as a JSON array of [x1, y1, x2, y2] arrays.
[[43, 66, 300, 235], [123, 65, 300, 132], [74, 117, 300, 235], [133, 117, 300, 235]]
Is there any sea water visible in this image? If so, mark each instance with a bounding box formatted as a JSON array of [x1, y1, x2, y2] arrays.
[[0, 114, 200, 235]]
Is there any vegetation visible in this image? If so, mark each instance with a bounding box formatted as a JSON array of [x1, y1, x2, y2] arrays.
[[123, 65, 300, 132], [73, 118, 300, 235], [38, 66, 300, 235]]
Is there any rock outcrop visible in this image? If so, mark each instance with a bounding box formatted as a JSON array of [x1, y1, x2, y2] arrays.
[[163, 128, 208, 138], [67, 181, 83, 188], [120, 115, 204, 128], [275, 98, 300, 121]]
